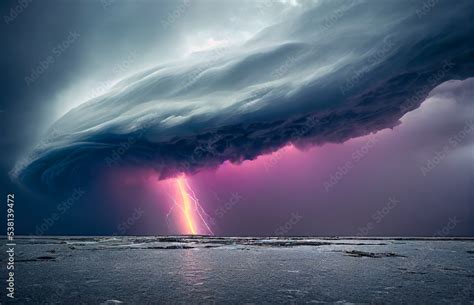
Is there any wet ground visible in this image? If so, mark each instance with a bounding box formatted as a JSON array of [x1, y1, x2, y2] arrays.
[[1, 236, 473, 304]]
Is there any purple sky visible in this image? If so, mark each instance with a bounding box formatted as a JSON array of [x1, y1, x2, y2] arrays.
[[4, 0, 473, 236], [188, 79, 474, 236], [103, 78, 473, 236]]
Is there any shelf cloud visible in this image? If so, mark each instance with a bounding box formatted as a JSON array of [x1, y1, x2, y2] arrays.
[[12, 0, 474, 193]]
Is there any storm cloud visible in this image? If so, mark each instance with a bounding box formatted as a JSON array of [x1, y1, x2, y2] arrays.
[[12, 0, 474, 193]]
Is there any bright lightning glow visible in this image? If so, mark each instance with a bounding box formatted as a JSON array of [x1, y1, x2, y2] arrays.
[[171, 176, 214, 235], [176, 177, 197, 235]]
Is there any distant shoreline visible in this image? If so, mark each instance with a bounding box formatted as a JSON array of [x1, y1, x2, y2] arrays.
[[3, 235, 474, 241]]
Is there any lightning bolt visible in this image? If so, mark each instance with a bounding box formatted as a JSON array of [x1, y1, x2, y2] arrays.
[[170, 176, 214, 235], [176, 177, 197, 234]]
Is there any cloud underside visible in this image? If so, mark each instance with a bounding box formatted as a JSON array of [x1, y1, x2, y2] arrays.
[[13, 0, 474, 192]]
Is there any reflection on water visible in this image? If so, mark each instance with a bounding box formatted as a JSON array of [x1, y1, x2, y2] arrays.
[[180, 249, 210, 286], [4, 237, 474, 304]]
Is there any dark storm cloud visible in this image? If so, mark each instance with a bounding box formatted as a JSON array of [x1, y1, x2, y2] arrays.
[[12, 0, 474, 193], [1, 0, 194, 193]]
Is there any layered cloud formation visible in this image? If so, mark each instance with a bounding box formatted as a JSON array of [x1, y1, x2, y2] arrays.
[[13, 0, 474, 192]]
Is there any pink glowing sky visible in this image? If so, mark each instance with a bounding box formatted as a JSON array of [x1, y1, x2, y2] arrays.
[[102, 79, 473, 236]]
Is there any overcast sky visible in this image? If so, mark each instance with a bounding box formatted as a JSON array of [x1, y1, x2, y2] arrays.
[[1, 0, 473, 235]]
